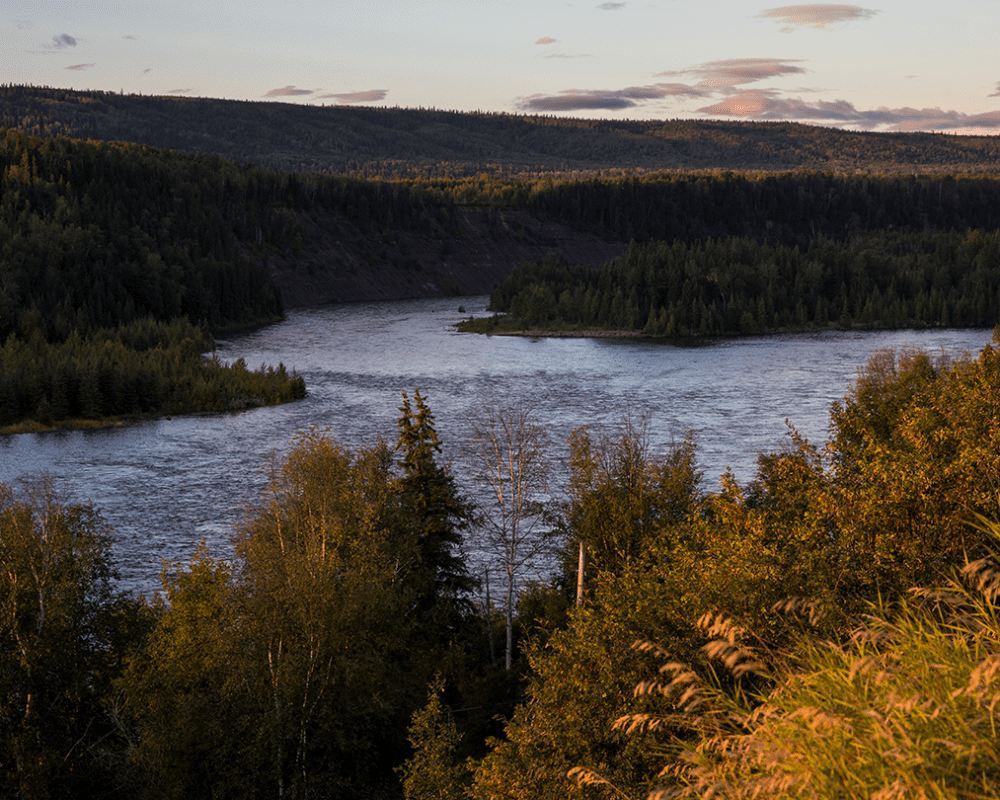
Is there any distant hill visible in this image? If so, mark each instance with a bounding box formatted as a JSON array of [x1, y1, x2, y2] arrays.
[[4, 85, 1000, 177]]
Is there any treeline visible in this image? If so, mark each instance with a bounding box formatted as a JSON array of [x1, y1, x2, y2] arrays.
[[414, 170, 1000, 248], [480, 227, 1000, 336], [0, 318, 305, 427], [0, 130, 326, 425], [6, 84, 1000, 175], [4, 334, 1000, 798]]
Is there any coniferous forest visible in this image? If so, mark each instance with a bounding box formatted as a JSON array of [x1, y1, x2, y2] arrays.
[[3, 86, 1000, 799], [0, 128, 311, 428]]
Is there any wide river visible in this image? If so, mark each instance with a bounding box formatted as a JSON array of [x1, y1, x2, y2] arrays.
[[0, 296, 993, 594]]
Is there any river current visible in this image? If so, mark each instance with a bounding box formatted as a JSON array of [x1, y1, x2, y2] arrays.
[[0, 296, 993, 594]]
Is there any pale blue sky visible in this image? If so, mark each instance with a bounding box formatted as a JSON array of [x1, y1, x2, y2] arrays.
[[4, 1, 999, 133]]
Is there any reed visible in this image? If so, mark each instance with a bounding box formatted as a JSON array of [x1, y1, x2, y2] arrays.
[[578, 518, 1000, 800]]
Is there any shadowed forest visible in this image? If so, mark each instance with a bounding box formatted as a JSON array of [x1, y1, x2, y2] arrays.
[[2, 86, 1000, 798]]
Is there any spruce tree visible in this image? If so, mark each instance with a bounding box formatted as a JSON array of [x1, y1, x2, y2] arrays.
[[394, 390, 476, 632]]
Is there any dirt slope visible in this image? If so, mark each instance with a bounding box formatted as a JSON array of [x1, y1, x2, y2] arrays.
[[268, 205, 624, 307]]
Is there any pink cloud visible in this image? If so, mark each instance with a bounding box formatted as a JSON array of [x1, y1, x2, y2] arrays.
[[535, 36, 557, 45], [660, 58, 807, 88], [518, 83, 707, 112], [317, 89, 388, 104], [263, 85, 314, 98], [757, 4, 879, 32], [698, 90, 1000, 131]]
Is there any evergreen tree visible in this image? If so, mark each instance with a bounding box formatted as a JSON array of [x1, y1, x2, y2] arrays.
[[393, 390, 477, 634]]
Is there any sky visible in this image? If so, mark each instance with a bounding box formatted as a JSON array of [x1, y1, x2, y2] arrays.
[[4, 1, 1000, 134]]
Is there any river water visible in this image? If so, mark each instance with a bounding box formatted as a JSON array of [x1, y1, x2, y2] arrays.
[[0, 296, 993, 594]]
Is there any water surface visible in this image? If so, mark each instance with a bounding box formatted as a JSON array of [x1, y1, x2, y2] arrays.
[[0, 296, 991, 593]]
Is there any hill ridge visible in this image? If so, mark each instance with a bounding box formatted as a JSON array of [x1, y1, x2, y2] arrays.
[[5, 84, 1000, 176]]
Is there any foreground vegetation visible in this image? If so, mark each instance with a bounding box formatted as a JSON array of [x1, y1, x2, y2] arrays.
[[3, 330, 1000, 799]]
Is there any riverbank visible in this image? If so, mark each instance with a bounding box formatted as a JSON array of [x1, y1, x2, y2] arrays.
[[453, 314, 876, 340]]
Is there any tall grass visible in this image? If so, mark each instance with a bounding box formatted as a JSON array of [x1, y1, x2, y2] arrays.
[[578, 519, 1000, 800]]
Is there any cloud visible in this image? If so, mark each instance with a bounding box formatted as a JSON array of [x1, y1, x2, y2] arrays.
[[757, 4, 879, 32], [543, 52, 592, 59], [990, 81, 1000, 98], [518, 83, 706, 112], [14, 20, 33, 31], [65, 63, 95, 71], [143, 67, 151, 73], [535, 36, 557, 45], [263, 85, 314, 98], [317, 89, 388, 104], [697, 89, 1000, 131], [167, 88, 193, 94], [49, 33, 77, 48], [597, 2, 625, 9], [122, 35, 137, 40], [659, 58, 807, 88]]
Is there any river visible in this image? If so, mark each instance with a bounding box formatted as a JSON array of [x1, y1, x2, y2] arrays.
[[0, 296, 993, 594]]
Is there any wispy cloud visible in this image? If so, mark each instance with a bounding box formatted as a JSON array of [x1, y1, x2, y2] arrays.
[[122, 35, 137, 40], [757, 4, 879, 32], [990, 81, 1000, 98], [597, 2, 625, 9], [49, 32, 77, 49], [143, 67, 152, 74], [535, 36, 557, 45], [698, 89, 1000, 131], [660, 58, 807, 88], [263, 85, 314, 98], [543, 52, 592, 59], [518, 83, 706, 112], [518, 57, 801, 113], [317, 89, 388, 104], [168, 88, 193, 94], [65, 63, 94, 71]]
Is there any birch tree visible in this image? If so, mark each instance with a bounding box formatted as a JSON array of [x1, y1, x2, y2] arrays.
[[468, 402, 552, 670]]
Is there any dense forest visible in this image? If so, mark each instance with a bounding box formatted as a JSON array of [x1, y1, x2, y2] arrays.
[[0, 129, 313, 427], [447, 170, 1000, 336], [3, 337, 1000, 798], [5, 85, 1000, 176], [474, 227, 1000, 336]]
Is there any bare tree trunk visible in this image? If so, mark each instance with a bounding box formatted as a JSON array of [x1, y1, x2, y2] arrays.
[[467, 401, 552, 672], [485, 568, 496, 664]]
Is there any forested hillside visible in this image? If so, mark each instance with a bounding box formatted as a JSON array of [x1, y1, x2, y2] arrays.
[[5, 84, 1000, 176], [0, 129, 306, 427], [464, 171, 1000, 336]]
